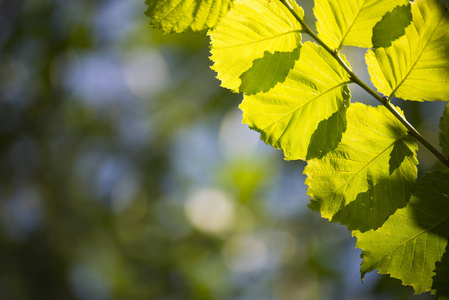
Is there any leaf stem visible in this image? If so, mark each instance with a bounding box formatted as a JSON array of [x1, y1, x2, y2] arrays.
[[383, 101, 449, 168], [281, 0, 449, 169]]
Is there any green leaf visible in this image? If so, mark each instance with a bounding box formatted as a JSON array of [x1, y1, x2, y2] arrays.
[[145, 0, 233, 33], [433, 244, 449, 298], [314, 0, 409, 49], [371, 4, 412, 48], [366, 0, 449, 101], [440, 103, 449, 157], [239, 42, 351, 161], [209, 0, 303, 93], [354, 171, 449, 294], [239, 48, 301, 95], [305, 103, 418, 231]]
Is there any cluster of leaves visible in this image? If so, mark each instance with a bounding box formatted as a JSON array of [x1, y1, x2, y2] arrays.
[[145, 0, 449, 295]]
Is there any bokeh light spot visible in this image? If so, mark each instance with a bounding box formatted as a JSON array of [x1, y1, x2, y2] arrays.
[[222, 234, 269, 273], [185, 188, 235, 234]]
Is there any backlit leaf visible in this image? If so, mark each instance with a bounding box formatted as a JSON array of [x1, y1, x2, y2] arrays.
[[239, 42, 351, 161], [354, 171, 449, 294], [145, 0, 233, 33], [371, 4, 412, 48], [314, 0, 409, 49], [366, 0, 449, 101], [209, 0, 303, 93], [305, 103, 418, 231]]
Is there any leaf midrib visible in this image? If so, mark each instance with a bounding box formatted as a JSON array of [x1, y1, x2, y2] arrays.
[[258, 81, 351, 130], [327, 127, 406, 208], [388, 8, 444, 99], [364, 213, 449, 277], [337, 0, 366, 50], [214, 30, 301, 49]]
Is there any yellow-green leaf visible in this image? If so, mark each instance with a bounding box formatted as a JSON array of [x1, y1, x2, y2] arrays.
[[239, 42, 351, 161], [305, 103, 418, 231], [366, 0, 449, 101], [209, 0, 303, 93], [145, 0, 233, 33], [314, 0, 409, 49], [354, 171, 449, 294], [371, 4, 412, 48]]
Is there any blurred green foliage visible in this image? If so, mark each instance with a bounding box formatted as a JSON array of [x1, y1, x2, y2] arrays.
[[0, 0, 442, 299]]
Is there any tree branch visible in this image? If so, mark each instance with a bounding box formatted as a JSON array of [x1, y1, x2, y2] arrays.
[[281, 0, 449, 168]]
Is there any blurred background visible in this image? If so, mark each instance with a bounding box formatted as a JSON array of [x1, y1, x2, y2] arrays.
[[0, 0, 447, 299]]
